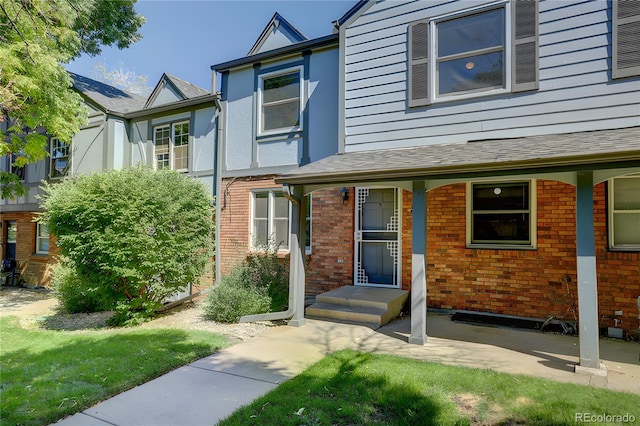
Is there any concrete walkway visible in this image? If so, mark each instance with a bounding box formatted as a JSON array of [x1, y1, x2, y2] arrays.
[[55, 314, 640, 426]]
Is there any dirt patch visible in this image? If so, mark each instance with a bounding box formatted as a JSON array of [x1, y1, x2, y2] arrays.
[[0, 286, 280, 343]]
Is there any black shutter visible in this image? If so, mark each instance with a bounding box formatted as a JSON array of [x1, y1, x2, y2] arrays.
[[613, 0, 640, 79], [512, 0, 539, 92], [408, 19, 430, 107]]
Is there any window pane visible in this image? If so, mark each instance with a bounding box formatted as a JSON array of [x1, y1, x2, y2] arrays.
[[254, 219, 268, 245], [156, 153, 169, 170], [473, 213, 530, 242], [439, 51, 504, 95], [473, 182, 528, 211], [438, 9, 504, 57], [263, 101, 300, 131], [614, 177, 640, 210], [613, 213, 640, 245], [274, 218, 289, 250], [263, 72, 299, 103], [173, 145, 188, 170], [254, 193, 268, 219], [274, 194, 289, 218], [7, 223, 17, 243], [154, 126, 170, 146], [174, 123, 189, 146]]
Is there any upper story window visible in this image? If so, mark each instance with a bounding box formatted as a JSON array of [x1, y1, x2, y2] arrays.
[[154, 121, 189, 172], [258, 67, 303, 135], [608, 175, 640, 250], [437, 8, 505, 97], [50, 137, 70, 179], [467, 180, 536, 248], [409, 0, 538, 107], [9, 153, 25, 181]]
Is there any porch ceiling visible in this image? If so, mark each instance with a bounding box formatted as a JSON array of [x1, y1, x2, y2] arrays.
[[276, 127, 640, 186]]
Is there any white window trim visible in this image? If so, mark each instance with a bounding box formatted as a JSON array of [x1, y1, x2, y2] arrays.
[[466, 179, 537, 249], [257, 66, 304, 137], [429, 0, 511, 104], [36, 222, 49, 255], [153, 120, 190, 172], [250, 188, 291, 252], [608, 175, 640, 251]]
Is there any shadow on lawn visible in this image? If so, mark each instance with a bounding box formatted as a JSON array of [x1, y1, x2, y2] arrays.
[[1, 323, 224, 426], [221, 351, 447, 426]]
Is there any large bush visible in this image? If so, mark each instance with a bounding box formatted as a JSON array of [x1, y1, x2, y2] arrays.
[[39, 166, 214, 325], [204, 243, 289, 323]]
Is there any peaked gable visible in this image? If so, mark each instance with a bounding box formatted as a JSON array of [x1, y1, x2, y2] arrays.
[[145, 73, 209, 109], [248, 12, 308, 55]]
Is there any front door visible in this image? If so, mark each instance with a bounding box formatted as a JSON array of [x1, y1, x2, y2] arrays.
[[354, 187, 401, 287]]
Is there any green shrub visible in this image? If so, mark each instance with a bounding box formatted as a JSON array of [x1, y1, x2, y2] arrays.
[[39, 166, 215, 325], [203, 242, 289, 323], [52, 259, 119, 313], [203, 265, 271, 323]]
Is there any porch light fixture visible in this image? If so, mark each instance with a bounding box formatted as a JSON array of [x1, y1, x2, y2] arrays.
[[465, 61, 475, 70], [340, 187, 349, 203], [493, 187, 502, 195]]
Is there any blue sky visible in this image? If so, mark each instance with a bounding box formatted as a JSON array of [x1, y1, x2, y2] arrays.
[[66, 0, 355, 92]]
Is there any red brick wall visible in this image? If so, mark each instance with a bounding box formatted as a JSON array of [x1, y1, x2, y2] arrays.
[[218, 177, 354, 293], [306, 187, 354, 294], [397, 180, 639, 334], [0, 211, 60, 287]]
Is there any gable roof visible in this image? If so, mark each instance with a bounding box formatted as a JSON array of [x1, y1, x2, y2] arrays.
[[145, 73, 210, 109], [69, 72, 146, 114], [248, 12, 308, 56], [276, 127, 640, 186], [335, 0, 372, 27]]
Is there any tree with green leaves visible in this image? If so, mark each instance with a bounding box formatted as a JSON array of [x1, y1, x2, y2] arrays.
[[39, 166, 215, 325], [0, 0, 145, 198]]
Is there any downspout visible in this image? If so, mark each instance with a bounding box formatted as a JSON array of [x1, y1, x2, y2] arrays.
[[239, 184, 300, 322]]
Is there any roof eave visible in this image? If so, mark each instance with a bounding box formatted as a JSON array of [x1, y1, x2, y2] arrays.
[[276, 151, 640, 186], [211, 34, 339, 72]]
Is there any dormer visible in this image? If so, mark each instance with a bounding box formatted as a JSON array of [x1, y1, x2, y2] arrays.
[[248, 12, 308, 55], [145, 73, 210, 109]]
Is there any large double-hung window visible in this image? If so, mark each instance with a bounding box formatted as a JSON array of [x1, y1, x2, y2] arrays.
[[409, 0, 538, 107], [154, 121, 189, 172], [259, 67, 303, 134], [436, 8, 505, 96], [252, 190, 290, 250]]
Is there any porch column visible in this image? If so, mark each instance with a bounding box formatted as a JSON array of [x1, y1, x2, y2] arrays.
[[288, 186, 307, 327], [574, 171, 602, 373], [409, 180, 427, 345]]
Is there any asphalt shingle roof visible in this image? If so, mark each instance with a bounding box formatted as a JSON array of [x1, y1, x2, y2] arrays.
[[164, 74, 210, 99], [69, 72, 147, 114], [277, 127, 640, 185]]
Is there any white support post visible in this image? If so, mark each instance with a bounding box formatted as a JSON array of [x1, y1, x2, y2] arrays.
[[409, 180, 427, 345], [288, 187, 306, 327], [574, 171, 604, 374]]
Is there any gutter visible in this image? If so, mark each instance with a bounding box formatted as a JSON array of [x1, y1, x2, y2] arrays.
[[238, 185, 300, 323]]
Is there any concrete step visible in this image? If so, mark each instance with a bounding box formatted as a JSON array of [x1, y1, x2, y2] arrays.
[[306, 302, 390, 326], [307, 286, 409, 327]]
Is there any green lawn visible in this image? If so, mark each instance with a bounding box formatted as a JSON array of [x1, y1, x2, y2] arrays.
[[0, 316, 228, 426], [219, 349, 640, 426]]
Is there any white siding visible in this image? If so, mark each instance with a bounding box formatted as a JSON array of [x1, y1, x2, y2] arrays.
[[343, 0, 640, 152]]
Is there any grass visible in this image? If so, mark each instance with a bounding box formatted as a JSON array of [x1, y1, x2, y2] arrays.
[[0, 316, 228, 425], [219, 349, 640, 426]]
